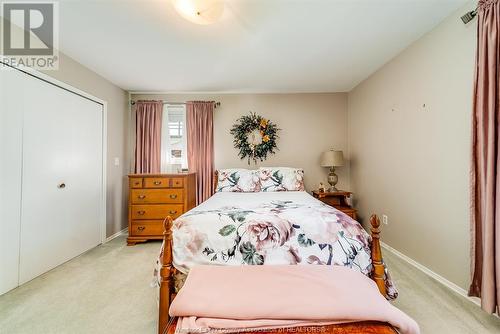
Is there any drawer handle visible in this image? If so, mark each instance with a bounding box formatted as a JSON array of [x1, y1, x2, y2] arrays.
[[170, 194, 177, 199], [154, 181, 162, 185], [138, 195, 146, 199], [137, 210, 146, 215], [134, 182, 140, 186], [169, 210, 177, 215], [137, 226, 145, 231]]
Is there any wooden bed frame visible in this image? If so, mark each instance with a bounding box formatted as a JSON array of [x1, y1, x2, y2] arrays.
[[157, 172, 388, 334]]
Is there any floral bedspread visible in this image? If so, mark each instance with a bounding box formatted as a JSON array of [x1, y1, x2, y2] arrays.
[[171, 192, 397, 299]]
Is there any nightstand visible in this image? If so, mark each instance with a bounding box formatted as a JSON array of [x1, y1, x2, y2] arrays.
[[312, 190, 357, 220]]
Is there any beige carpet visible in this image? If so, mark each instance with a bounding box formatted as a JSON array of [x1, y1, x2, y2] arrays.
[[0, 235, 499, 334]]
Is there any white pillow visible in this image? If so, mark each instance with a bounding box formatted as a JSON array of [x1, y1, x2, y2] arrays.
[[259, 167, 305, 192], [216, 169, 261, 192]]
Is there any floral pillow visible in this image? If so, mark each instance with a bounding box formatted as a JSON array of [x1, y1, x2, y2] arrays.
[[259, 167, 305, 192], [216, 169, 261, 192]]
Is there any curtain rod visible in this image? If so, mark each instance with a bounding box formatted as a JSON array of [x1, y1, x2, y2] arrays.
[[131, 100, 220, 108]]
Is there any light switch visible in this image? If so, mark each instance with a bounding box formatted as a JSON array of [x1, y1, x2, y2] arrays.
[[114, 157, 120, 166]]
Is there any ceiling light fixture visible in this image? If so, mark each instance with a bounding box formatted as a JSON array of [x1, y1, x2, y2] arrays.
[[172, 0, 225, 25]]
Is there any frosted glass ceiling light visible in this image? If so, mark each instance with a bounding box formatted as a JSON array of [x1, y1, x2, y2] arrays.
[[172, 0, 225, 25]]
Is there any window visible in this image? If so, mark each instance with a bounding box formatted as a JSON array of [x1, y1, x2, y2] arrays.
[[161, 104, 187, 171]]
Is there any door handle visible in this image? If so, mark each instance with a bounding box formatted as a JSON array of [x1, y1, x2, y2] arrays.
[[57, 183, 66, 189]]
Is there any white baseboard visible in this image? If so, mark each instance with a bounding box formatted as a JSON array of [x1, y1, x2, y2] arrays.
[[380, 242, 481, 308], [105, 228, 128, 243]]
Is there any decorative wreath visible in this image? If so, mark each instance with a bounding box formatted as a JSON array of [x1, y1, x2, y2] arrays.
[[230, 112, 279, 164]]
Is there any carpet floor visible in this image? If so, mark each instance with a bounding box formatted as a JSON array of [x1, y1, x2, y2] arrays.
[[0, 235, 499, 333]]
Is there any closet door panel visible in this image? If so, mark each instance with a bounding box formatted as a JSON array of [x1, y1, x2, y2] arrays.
[[0, 68, 24, 294], [19, 73, 103, 284]]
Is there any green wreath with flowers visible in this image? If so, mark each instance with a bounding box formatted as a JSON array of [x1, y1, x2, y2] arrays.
[[230, 112, 279, 164]]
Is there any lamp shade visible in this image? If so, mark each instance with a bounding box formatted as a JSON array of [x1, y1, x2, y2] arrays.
[[320, 150, 344, 167]]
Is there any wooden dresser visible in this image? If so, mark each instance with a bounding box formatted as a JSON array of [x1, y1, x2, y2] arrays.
[[127, 173, 196, 246]]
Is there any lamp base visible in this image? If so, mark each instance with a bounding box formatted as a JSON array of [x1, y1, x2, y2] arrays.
[[327, 186, 339, 193], [327, 166, 339, 193]]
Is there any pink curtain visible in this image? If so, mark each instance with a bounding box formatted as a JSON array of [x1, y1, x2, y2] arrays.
[[134, 100, 163, 174], [187, 101, 215, 204], [469, 0, 500, 314]]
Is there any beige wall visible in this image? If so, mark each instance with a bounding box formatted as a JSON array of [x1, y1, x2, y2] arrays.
[[131, 93, 348, 192], [42, 54, 129, 238], [347, 1, 476, 290]]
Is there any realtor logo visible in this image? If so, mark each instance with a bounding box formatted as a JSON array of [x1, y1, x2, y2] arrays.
[[1, 1, 59, 69]]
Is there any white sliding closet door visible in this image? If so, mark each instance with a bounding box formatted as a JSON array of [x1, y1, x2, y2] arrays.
[[18, 70, 103, 285], [0, 66, 104, 293], [0, 68, 24, 294]]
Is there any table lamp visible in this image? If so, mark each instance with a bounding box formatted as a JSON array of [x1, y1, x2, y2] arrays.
[[320, 150, 344, 192]]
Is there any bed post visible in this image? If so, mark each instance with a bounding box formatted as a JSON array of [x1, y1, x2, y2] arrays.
[[212, 170, 218, 195], [369, 214, 387, 297], [158, 216, 174, 334]]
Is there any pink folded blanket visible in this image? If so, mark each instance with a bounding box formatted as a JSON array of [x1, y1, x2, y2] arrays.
[[169, 265, 419, 334]]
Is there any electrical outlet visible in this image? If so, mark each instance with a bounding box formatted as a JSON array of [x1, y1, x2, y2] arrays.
[[114, 157, 120, 166], [382, 215, 388, 225]]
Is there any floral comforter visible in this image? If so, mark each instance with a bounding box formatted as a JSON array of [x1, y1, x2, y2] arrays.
[[171, 191, 398, 299]]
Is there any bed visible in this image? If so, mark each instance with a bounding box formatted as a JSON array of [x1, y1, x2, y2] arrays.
[[156, 170, 398, 334]]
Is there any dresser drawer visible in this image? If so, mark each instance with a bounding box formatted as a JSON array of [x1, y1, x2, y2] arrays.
[[144, 177, 169, 188], [130, 178, 143, 188], [130, 220, 164, 236], [171, 178, 184, 188], [320, 197, 342, 206], [131, 204, 183, 220], [131, 189, 183, 204]]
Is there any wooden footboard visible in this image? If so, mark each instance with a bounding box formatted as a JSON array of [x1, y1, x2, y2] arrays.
[[158, 214, 387, 334], [158, 217, 174, 334]]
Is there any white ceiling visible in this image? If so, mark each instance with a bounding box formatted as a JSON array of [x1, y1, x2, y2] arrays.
[[56, 0, 468, 93]]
